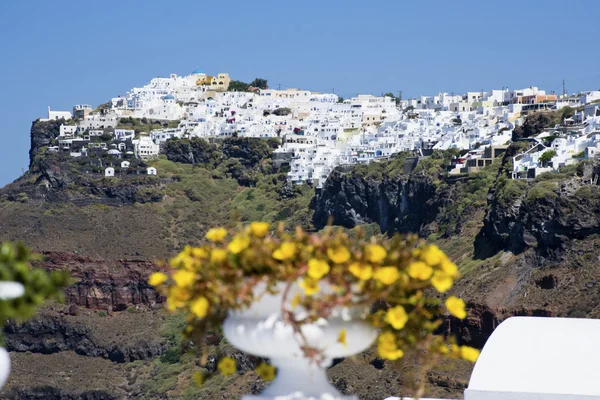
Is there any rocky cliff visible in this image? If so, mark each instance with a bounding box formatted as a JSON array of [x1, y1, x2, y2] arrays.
[[29, 119, 63, 169], [5, 313, 165, 363], [313, 152, 494, 239], [478, 154, 600, 257], [442, 304, 554, 349], [38, 251, 163, 310], [313, 169, 442, 235]]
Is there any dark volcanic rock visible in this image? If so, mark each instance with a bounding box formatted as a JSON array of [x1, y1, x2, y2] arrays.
[[4, 387, 117, 400], [4, 315, 165, 362], [29, 119, 63, 169], [441, 303, 554, 349], [479, 164, 600, 256], [312, 167, 445, 236]]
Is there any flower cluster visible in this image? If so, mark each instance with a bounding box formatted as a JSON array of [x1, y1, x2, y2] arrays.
[[149, 223, 479, 383]]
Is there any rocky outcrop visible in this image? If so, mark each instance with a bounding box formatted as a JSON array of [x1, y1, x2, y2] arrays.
[[442, 303, 554, 349], [312, 168, 447, 236], [4, 315, 165, 363], [4, 387, 117, 400], [37, 251, 163, 310], [479, 162, 600, 256], [0, 161, 164, 205], [29, 119, 63, 169]]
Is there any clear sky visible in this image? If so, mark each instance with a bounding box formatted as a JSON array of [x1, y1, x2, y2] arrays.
[[1, 0, 599, 187]]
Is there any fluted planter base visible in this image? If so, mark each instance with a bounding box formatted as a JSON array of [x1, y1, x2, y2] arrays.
[[223, 282, 377, 399], [242, 358, 356, 400]]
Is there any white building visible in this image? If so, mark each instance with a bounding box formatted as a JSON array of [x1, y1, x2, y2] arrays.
[[134, 135, 160, 159], [44, 107, 72, 121]]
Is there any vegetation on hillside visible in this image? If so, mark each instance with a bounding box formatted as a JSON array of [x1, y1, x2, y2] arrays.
[[512, 107, 575, 141], [116, 117, 180, 134], [227, 78, 268, 92]]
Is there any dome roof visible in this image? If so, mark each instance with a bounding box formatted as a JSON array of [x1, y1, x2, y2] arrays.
[[162, 94, 175, 100], [191, 68, 205, 75]]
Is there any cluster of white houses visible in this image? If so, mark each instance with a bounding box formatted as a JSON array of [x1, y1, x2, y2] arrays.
[[42, 68, 600, 185]]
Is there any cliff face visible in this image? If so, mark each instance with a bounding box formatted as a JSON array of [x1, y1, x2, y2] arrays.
[[0, 159, 164, 205], [479, 160, 600, 257], [5, 314, 165, 363], [313, 170, 442, 235], [312, 152, 490, 240], [29, 119, 63, 169], [38, 251, 163, 310], [442, 304, 553, 349], [4, 387, 117, 400]]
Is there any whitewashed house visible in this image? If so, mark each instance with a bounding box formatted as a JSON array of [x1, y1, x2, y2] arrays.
[[104, 167, 115, 177], [134, 136, 160, 159]]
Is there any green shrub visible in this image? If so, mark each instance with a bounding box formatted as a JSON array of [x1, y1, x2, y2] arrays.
[[160, 346, 182, 364], [539, 150, 557, 166], [526, 181, 558, 203], [16, 193, 29, 203], [497, 178, 527, 207]]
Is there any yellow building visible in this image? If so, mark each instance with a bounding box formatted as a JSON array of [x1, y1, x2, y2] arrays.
[[197, 73, 231, 91]]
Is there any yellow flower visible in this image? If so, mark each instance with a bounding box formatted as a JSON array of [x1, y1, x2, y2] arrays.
[[450, 343, 461, 358], [148, 272, 168, 286], [378, 344, 404, 360], [445, 296, 467, 319], [349, 262, 373, 281], [249, 222, 270, 238], [217, 357, 236, 376], [436, 342, 450, 355], [431, 270, 453, 293], [228, 235, 250, 254], [166, 286, 189, 311], [272, 242, 297, 260], [407, 261, 433, 280], [173, 270, 195, 287], [307, 258, 330, 280], [255, 362, 276, 381], [440, 259, 458, 277], [291, 292, 301, 309], [299, 278, 320, 296], [337, 328, 347, 347], [190, 296, 209, 319], [420, 244, 444, 266], [373, 266, 400, 285], [366, 244, 387, 263], [377, 332, 404, 360], [460, 346, 480, 362], [206, 227, 228, 242], [210, 248, 228, 263], [385, 305, 408, 330], [378, 331, 396, 345], [171, 286, 191, 301], [171, 254, 196, 270], [192, 371, 205, 387], [191, 247, 208, 259], [327, 246, 351, 264]]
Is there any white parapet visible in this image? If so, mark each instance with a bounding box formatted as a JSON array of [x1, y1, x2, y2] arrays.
[[465, 316, 600, 400]]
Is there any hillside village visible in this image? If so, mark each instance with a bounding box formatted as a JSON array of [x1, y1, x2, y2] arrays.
[[42, 68, 600, 187]]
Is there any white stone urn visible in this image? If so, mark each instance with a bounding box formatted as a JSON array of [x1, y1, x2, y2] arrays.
[[0, 281, 25, 389], [223, 283, 378, 400]]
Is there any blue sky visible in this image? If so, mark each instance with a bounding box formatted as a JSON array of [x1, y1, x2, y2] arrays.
[[1, 0, 599, 187]]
